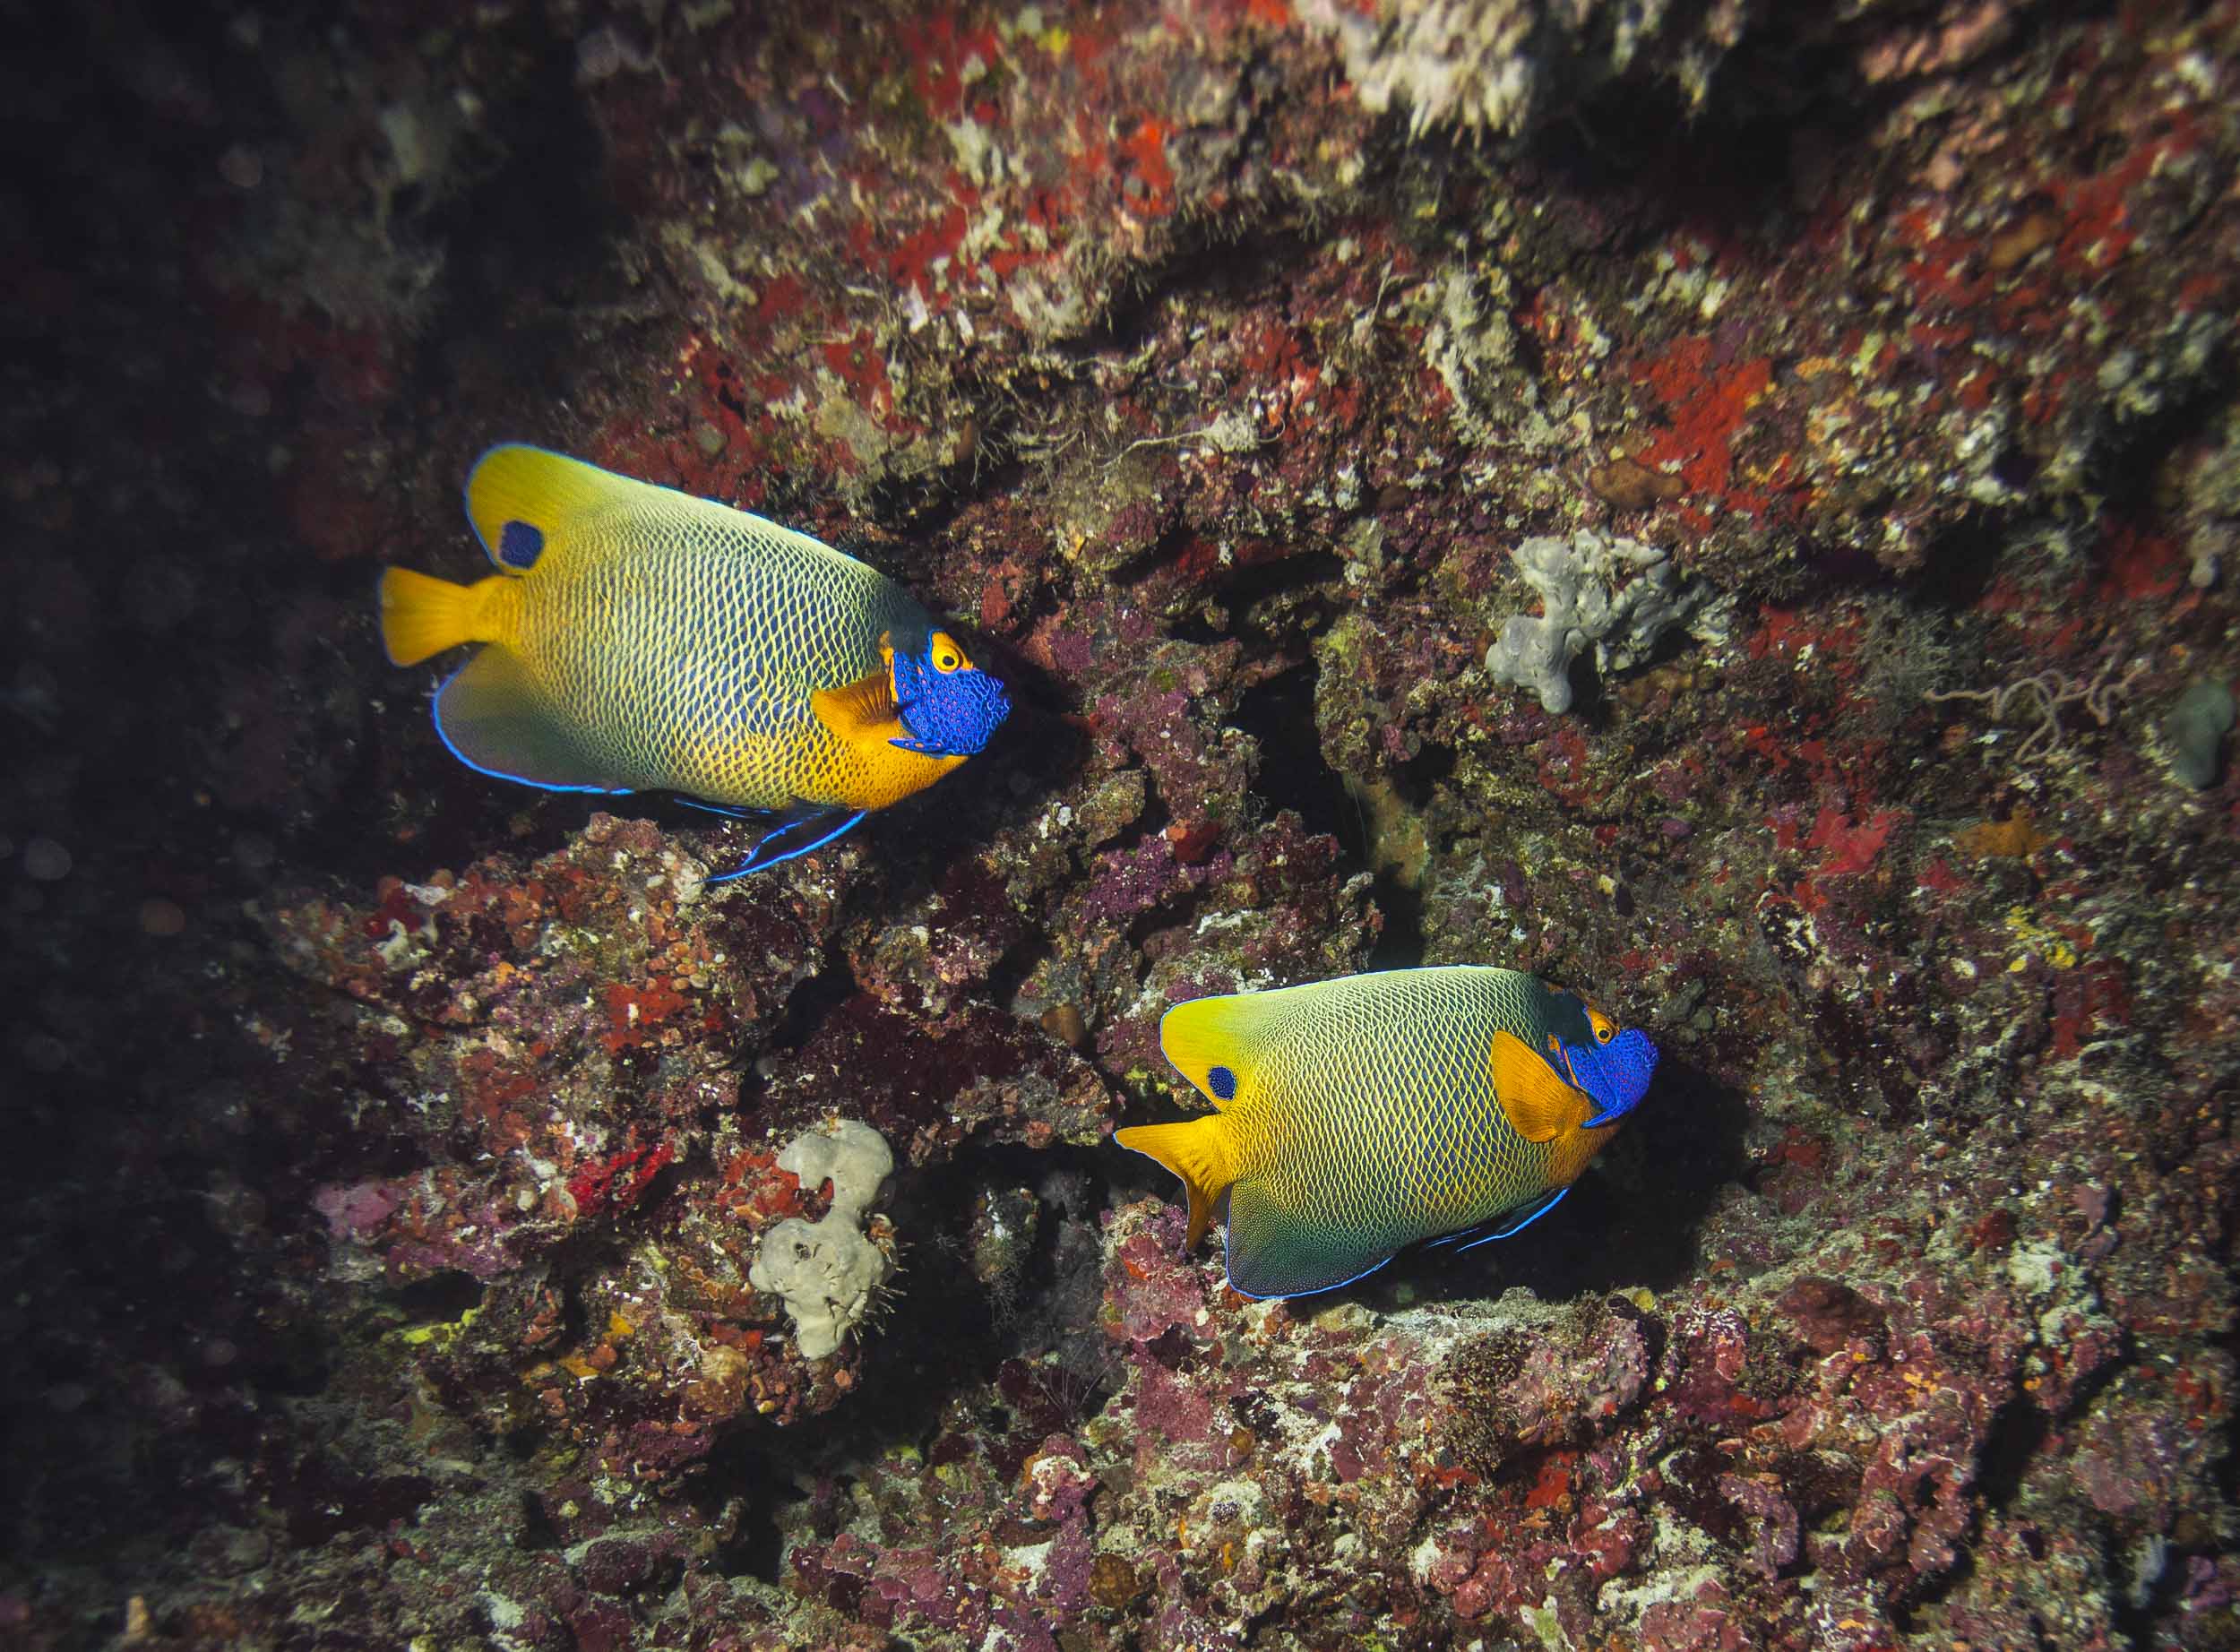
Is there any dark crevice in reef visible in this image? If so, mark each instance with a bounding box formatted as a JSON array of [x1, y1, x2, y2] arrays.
[[695, 1435, 794, 1581], [1066, 222, 1323, 358], [1906, 509, 2009, 613], [1231, 663, 1369, 866], [1165, 551, 1350, 649], [762, 949, 863, 1059], [2080, 351, 2237, 522], [2108, 1516, 2185, 1650], [986, 929, 1058, 1024], [388, 1269, 487, 1329], [1949, 1325, 2138, 1583], [2214, 1317, 2240, 1512], [1523, 2, 2012, 250], [1229, 662, 1433, 967]]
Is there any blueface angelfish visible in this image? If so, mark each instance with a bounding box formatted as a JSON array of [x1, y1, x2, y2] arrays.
[[1116, 966, 1658, 1299], [378, 445, 1011, 875]]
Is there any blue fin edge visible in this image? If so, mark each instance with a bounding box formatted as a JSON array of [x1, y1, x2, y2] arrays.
[[708, 809, 866, 881], [1449, 1186, 1570, 1254]]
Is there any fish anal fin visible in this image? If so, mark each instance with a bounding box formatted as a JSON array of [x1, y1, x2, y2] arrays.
[[810, 665, 900, 742], [1159, 989, 1296, 1111], [1223, 1180, 1394, 1300], [464, 444, 644, 574], [1491, 1028, 1591, 1144], [1115, 1116, 1236, 1252], [435, 649, 632, 794]]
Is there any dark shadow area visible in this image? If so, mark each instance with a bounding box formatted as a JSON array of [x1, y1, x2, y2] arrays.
[[1391, 1053, 1750, 1305], [1519, 2, 2000, 254], [1904, 509, 2008, 612], [1903, 1326, 2139, 1624], [1159, 548, 1348, 647], [695, 1434, 796, 1581], [1062, 224, 1322, 360], [412, 36, 632, 406]]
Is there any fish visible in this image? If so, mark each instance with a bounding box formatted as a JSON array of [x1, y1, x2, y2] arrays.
[[377, 445, 1011, 875], [1115, 966, 1658, 1299]]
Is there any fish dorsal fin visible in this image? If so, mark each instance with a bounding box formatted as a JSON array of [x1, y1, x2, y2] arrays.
[[1490, 1028, 1590, 1144], [466, 443, 858, 577], [1159, 986, 1299, 1112], [464, 444, 654, 575]]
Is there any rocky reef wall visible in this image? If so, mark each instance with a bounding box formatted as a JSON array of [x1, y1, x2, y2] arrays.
[[3, 0, 2237, 1648]]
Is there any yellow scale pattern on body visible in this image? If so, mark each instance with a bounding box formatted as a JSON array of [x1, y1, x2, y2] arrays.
[[1222, 970, 1562, 1288], [504, 487, 930, 809]]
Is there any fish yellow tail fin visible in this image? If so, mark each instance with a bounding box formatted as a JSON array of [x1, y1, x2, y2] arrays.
[[380, 567, 499, 666], [1116, 1116, 1238, 1252]]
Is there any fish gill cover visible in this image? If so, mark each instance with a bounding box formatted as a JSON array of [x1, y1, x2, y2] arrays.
[[2, 0, 2236, 1648]]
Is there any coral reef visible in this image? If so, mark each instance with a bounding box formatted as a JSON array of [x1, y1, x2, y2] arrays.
[[3, 0, 2237, 1648]]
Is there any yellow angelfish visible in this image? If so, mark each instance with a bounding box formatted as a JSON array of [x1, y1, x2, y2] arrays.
[[378, 446, 1010, 875], [1116, 966, 1658, 1299]]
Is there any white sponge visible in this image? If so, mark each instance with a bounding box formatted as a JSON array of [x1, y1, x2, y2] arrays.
[[749, 1121, 895, 1360]]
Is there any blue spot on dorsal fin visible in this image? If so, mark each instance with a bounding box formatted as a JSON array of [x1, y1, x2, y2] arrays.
[[498, 520, 544, 570], [1208, 1064, 1237, 1101]]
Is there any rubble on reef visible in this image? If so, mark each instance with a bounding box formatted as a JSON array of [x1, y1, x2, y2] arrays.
[[3, 0, 2238, 1648]]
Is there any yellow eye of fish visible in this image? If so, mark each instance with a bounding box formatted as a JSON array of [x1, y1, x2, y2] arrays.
[[929, 632, 966, 674], [1588, 1009, 1615, 1044]]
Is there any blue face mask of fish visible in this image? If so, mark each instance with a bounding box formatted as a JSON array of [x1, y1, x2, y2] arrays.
[[1547, 996, 1658, 1128], [890, 629, 1012, 757]]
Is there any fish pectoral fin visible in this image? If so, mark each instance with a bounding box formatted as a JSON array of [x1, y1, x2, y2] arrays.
[[435, 649, 634, 794], [464, 444, 645, 575], [810, 665, 900, 743], [1446, 1187, 1570, 1254], [1222, 1180, 1395, 1301], [1158, 988, 1295, 1112], [1114, 1117, 1236, 1252], [1490, 1028, 1591, 1144], [708, 804, 866, 880]]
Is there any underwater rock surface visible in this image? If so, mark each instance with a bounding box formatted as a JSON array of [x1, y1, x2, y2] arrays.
[[2, 0, 2236, 1648]]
